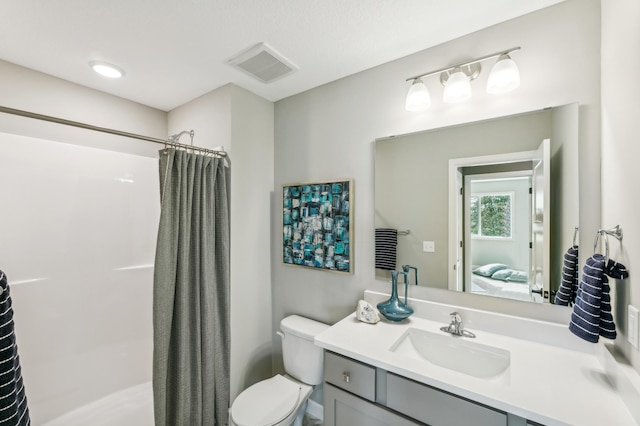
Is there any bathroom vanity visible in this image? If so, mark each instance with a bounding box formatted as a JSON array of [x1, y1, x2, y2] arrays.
[[324, 351, 514, 425], [314, 291, 639, 426]]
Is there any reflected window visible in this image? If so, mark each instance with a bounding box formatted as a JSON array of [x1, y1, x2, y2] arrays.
[[470, 193, 513, 239]]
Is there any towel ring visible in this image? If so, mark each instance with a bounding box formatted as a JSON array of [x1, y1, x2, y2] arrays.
[[593, 231, 610, 264], [593, 225, 623, 264]]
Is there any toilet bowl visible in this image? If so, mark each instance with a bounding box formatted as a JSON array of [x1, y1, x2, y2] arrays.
[[230, 315, 329, 426], [230, 375, 312, 426]]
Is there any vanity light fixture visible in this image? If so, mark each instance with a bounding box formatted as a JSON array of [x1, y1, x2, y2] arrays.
[[89, 61, 125, 79], [405, 78, 431, 111], [486, 53, 520, 94], [442, 68, 473, 103], [405, 47, 520, 110]]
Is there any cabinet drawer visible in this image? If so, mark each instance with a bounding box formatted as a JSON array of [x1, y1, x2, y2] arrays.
[[324, 351, 376, 401], [324, 383, 421, 426], [386, 372, 507, 426]]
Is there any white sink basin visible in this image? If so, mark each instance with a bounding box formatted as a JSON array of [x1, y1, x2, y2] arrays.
[[390, 328, 510, 378]]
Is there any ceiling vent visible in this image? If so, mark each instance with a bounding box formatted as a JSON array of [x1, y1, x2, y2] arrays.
[[227, 43, 298, 84]]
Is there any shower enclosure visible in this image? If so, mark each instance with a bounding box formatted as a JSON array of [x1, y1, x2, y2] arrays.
[[0, 132, 159, 424]]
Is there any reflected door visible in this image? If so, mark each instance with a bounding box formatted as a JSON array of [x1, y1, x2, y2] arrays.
[[464, 173, 534, 302], [449, 144, 551, 304], [531, 139, 551, 301]]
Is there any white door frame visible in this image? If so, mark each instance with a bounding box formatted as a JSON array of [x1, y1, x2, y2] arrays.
[[448, 146, 547, 293]]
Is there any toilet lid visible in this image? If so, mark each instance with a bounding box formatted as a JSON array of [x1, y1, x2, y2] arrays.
[[231, 375, 302, 426]]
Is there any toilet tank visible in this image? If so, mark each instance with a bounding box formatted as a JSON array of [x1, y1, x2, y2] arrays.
[[280, 315, 330, 385]]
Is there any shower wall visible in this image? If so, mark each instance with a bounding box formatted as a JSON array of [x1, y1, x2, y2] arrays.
[[0, 132, 159, 424]]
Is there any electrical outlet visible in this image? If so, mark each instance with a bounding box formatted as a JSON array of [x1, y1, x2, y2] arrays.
[[422, 241, 435, 252], [628, 305, 639, 350]]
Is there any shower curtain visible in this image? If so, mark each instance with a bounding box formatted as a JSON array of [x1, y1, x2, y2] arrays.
[[152, 148, 230, 426]]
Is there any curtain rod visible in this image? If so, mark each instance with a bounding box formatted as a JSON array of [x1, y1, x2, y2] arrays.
[[0, 105, 229, 161]]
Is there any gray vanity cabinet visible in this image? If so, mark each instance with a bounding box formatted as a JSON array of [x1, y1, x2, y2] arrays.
[[324, 351, 417, 425], [385, 373, 506, 425], [323, 351, 529, 426], [325, 384, 421, 426], [324, 350, 376, 402]]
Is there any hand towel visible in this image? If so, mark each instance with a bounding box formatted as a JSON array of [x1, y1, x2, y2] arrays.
[[375, 228, 398, 270], [554, 245, 579, 306], [0, 270, 31, 426], [599, 258, 629, 340], [569, 255, 629, 343]]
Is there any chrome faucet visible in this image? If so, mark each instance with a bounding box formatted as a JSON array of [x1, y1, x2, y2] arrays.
[[440, 312, 476, 338]]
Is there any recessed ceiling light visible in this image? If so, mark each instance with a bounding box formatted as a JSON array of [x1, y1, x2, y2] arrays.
[[89, 61, 125, 79]]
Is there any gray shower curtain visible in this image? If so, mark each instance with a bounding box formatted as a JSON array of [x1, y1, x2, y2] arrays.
[[152, 148, 230, 426]]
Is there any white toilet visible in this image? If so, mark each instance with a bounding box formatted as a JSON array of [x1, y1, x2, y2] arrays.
[[230, 315, 330, 426]]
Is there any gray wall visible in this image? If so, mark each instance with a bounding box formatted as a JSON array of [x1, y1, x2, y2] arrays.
[[273, 0, 601, 372], [602, 0, 640, 372], [0, 60, 166, 155]]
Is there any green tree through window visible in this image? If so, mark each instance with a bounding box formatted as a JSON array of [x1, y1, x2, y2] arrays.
[[470, 193, 512, 238]]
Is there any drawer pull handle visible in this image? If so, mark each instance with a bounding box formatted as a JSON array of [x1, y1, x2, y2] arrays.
[[342, 372, 350, 383]]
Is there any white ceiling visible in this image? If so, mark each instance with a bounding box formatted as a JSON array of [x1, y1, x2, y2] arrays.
[[0, 1, 564, 112]]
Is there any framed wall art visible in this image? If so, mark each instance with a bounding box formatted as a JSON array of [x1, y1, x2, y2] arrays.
[[282, 179, 353, 273]]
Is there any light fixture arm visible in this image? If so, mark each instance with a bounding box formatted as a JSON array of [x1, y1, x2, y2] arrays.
[[405, 46, 521, 82]]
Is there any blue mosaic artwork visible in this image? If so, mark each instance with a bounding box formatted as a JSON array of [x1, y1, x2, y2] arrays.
[[282, 180, 352, 273]]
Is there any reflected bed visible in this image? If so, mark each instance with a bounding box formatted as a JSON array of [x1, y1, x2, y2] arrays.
[[470, 274, 533, 302]]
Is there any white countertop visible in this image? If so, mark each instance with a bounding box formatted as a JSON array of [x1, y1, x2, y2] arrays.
[[315, 312, 637, 425]]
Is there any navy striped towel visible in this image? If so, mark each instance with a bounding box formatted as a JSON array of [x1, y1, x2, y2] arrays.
[[0, 270, 30, 426], [554, 245, 579, 306], [569, 255, 629, 343], [375, 228, 397, 270]]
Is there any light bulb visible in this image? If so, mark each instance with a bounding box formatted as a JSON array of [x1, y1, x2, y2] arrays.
[[405, 78, 431, 111], [443, 70, 471, 103], [89, 61, 125, 79], [487, 54, 520, 94]]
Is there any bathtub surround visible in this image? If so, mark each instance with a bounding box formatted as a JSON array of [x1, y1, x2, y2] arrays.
[[153, 149, 231, 425], [43, 382, 153, 426], [0, 133, 159, 423], [0, 271, 30, 426]]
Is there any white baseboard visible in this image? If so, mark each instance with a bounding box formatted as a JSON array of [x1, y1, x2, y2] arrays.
[[306, 398, 323, 422]]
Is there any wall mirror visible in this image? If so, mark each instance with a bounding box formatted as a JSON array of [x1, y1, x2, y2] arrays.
[[374, 104, 578, 305]]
